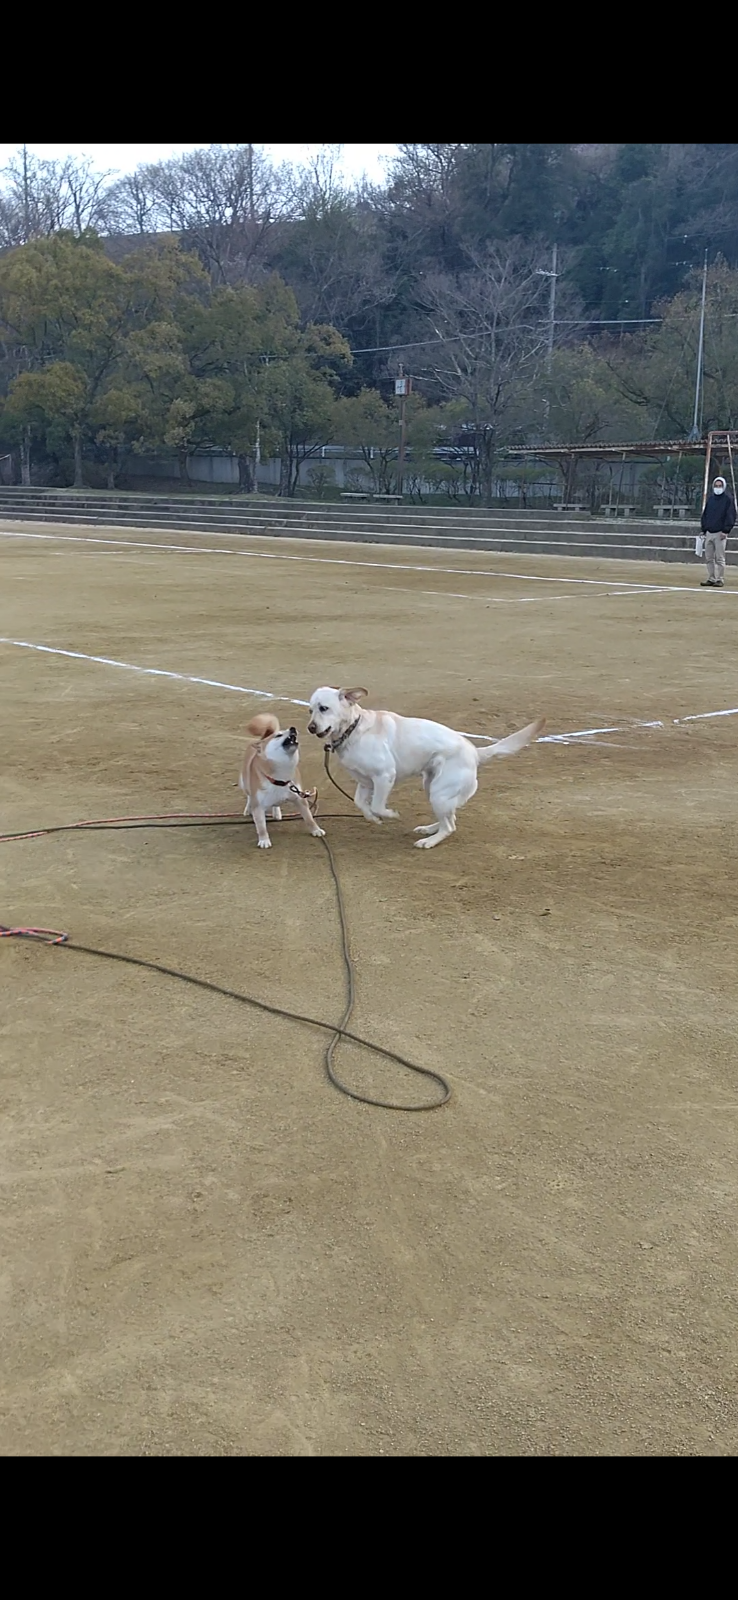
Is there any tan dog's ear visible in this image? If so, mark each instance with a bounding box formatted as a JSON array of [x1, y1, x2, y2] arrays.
[[341, 687, 368, 703]]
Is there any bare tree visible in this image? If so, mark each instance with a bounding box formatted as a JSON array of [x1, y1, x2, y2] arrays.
[[291, 145, 347, 216], [96, 170, 160, 236], [0, 148, 113, 246], [419, 240, 564, 501], [274, 193, 398, 333], [388, 144, 467, 208], [58, 157, 113, 234], [115, 145, 296, 284]]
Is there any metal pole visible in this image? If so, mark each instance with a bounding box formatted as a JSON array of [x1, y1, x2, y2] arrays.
[[670, 451, 681, 513], [539, 243, 558, 441], [616, 450, 626, 511], [253, 351, 267, 495], [22, 144, 30, 240], [247, 144, 255, 223], [726, 432, 737, 508], [397, 364, 407, 498], [689, 251, 708, 442], [701, 431, 713, 511], [547, 242, 557, 369]]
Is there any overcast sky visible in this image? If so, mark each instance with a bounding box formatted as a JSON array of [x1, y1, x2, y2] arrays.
[[0, 144, 400, 187]]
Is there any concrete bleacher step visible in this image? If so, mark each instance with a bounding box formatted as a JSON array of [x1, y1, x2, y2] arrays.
[[0, 487, 711, 564]]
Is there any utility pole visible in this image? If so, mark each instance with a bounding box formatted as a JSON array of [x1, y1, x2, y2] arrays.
[[536, 242, 558, 440], [252, 350, 267, 494], [689, 250, 709, 443], [22, 144, 30, 241], [547, 241, 558, 368], [395, 365, 409, 498], [246, 145, 254, 225]]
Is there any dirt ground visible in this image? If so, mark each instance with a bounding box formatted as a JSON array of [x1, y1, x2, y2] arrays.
[[2, 517, 738, 1456]]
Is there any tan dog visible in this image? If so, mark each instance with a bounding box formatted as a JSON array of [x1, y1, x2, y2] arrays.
[[239, 714, 325, 850]]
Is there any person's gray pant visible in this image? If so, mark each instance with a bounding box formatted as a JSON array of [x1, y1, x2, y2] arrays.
[[705, 532, 727, 582]]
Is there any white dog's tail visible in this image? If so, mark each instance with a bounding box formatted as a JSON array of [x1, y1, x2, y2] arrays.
[[475, 717, 545, 766]]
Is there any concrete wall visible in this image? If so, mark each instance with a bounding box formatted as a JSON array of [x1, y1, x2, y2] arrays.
[[120, 447, 700, 507], [123, 448, 565, 499]]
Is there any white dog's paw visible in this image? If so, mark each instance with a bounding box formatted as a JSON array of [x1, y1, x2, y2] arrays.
[[257, 837, 272, 849], [414, 823, 438, 835], [372, 809, 399, 821], [414, 836, 438, 849], [311, 826, 326, 838]]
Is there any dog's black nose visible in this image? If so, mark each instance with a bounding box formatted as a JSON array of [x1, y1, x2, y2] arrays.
[[307, 721, 316, 734], [289, 726, 297, 738]]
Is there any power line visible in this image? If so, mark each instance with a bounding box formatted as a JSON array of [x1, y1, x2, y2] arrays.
[[348, 317, 664, 355]]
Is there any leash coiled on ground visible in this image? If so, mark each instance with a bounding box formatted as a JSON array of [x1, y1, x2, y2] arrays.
[[1, 805, 451, 1113]]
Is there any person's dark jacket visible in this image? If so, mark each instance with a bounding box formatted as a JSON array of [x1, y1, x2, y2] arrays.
[[701, 490, 736, 535]]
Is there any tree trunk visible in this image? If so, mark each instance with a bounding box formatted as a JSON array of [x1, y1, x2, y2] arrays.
[[377, 451, 393, 495], [20, 426, 31, 487], [480, 429, 495, 507], [361, 447, 378, 492], [278, 446, 294, 497], [73, 431, 84, 489], [178, 448, 193, 489], [237, 452, 254, 493]]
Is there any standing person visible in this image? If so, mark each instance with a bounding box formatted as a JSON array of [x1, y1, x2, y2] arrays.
[[701, 475, 736, 587]]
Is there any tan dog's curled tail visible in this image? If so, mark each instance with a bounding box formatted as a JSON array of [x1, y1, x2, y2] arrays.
[[246, 713, 281, 740], [475, 717, 546, 765]]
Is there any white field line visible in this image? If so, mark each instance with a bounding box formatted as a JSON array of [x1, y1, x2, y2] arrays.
[[1, 635, 735, 746]]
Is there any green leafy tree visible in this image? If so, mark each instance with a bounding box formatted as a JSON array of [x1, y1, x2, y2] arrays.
[[336, 388, 399, 491], [263, 321, 351, 496], [0, 229, 203, 484], [608, 259, 738, 438]]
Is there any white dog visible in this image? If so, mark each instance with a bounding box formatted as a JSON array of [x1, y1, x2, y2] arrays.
[[308, 687, 544, 850], [239, 714, 325, 850]]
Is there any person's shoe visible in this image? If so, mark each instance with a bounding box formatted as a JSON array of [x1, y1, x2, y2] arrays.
[[716, 578, 725, 587], [701, 579, 716, 586]]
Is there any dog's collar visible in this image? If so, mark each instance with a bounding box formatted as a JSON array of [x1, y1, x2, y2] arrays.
[[326, 716, 360, 754], [268, 779, 313, 800]]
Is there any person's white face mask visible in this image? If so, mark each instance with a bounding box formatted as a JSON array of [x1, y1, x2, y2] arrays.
[[714, 484, 725, 495]]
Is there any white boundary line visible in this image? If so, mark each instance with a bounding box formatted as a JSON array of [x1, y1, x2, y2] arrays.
[[0, 637, 310, 705], [414, 588, 659, 604], [0, 525, 715, 596], [539, 709, 738, 742], [1, 635, 736, 744]]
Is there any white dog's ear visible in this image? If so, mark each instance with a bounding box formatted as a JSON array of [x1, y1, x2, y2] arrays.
[[341, 686, 368, 703]]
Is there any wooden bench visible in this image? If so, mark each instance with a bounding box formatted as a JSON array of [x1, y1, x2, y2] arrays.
[[553, 502, 588, 512], [340, 491, 404, 504], [654, 504, 691, 520], [601, 504, 637, 517]]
